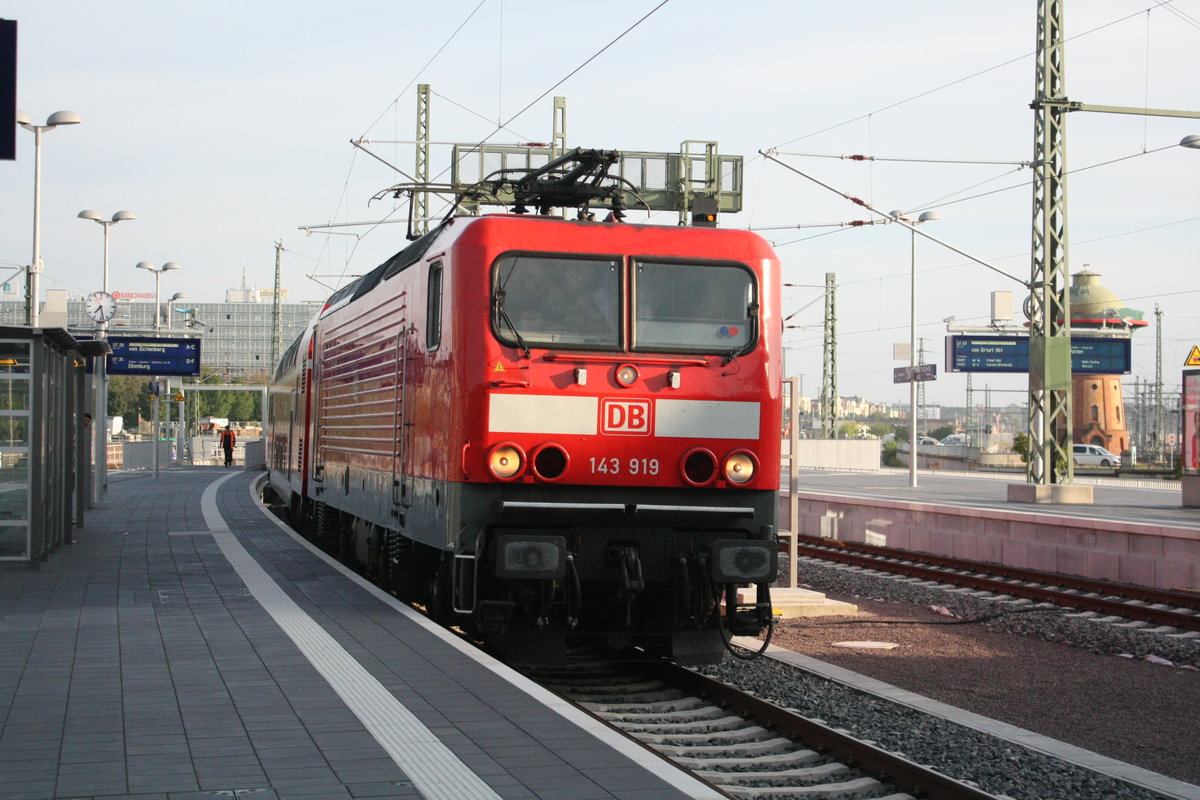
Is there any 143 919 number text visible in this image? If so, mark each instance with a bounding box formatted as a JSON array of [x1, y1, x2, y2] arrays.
[[589, 457, 660, 476]]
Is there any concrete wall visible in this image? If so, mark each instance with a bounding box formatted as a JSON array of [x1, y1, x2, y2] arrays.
[[782, 490, 1200, 592], [120, 441, 177, 470], [897, 446, 1025, 472], [120, 437, 258, 468], [784, 439, 880, 472], [242, 439, 266, 471]]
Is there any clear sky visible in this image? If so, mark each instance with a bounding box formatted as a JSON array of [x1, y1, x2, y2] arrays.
[[3, 1, 1198, 408]]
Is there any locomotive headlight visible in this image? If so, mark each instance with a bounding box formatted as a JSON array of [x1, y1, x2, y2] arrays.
[[615, 363, 639, 387], [487, 442, 526, 480], [710, 539, 777, 583], [496, 534, 567, 579], [723, 450, 757, 485]]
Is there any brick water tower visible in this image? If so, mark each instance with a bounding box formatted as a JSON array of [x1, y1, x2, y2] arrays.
[[1069, 270, 1146, 455]]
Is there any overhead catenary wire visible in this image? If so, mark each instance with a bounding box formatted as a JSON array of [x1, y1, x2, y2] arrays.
[[767, 3, 1165, 152], [357, 0, 489, 139], [760, 149, 1028, 287], [315, 0, 673, 271]]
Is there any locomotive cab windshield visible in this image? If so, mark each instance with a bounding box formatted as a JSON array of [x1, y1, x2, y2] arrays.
[[492, 253, 757, 354], [495, 254, 621, 348]]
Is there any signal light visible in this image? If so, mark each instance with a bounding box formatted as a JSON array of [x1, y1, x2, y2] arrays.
[[681, 448, 718, 486], [691, 197, 718, 227], [723, 450, 757, 485], [615, 363, 639, 387], [487, 442, 525, 480]]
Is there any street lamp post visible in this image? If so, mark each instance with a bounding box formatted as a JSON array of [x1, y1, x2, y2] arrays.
[[136, 261, 181, 331], [165, 293, 186, 461], [136, 261, 181, 478], [166, 293, 187, 330], [894, 210, 940, 488], [79, 210, 135, 502], [16, 110, 82, 326]]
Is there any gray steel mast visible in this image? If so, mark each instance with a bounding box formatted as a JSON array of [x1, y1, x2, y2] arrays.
[[1027, 0, 1074, 485], [271, 240, 283, 372], [414, 84, 431, 236], [1027, 0, 1200, 484], [820, 272, 837, 439]]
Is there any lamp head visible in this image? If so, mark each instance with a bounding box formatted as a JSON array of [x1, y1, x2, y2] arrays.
[[889, 209, 911, 222], [136, 261, 155, 272], [169, 292, 187, 301], [15, 109, 30, 126], [78, 209, 103, 222], [162, 262, 181, 271], [46, 110, 82, 127], [1181, 134, 1200, 150], [918, 211, 941, 223], [112, 210, 137, 222]]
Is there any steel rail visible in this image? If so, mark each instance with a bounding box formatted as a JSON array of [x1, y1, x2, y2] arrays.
[[660, 661, 1005, 800], [792, 534, 1200, 630]]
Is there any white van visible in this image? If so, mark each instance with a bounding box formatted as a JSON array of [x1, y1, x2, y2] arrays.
[[1072, 443, 1118, 467], [941, 433, 969, 446]]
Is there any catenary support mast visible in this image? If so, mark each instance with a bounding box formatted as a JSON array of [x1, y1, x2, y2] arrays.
[[820, 272, 837, 439]]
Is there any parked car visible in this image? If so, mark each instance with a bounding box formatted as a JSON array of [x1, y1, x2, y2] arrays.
[[916, 436, 941, 446], [1072, 443, 1118, 467]]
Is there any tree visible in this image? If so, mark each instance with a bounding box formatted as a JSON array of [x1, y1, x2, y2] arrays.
[[107, 376, 152, 426], [868, 422, 892, 439], [881, 439, 901, 467], [929, 424, 955, 442], [1012, 432, 1030, 464]]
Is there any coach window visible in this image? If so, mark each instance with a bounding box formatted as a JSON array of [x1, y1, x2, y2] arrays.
[[492, 255, 621, 349], [632, 260, 755, 353], [426, 261, 443, 350]]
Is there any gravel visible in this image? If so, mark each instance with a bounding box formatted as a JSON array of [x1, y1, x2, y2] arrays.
[[700, 557, 1200, 799]]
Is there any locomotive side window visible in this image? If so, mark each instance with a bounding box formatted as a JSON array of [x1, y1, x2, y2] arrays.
[[633, 261, 755, 353], [493, 255, 621, 349], [426, 261, 443, 350]]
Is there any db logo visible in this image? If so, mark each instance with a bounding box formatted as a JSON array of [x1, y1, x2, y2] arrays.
[[600, 399, 653, 436]]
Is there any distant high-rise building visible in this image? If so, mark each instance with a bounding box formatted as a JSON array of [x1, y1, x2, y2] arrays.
[[2, 285, 323, 380]]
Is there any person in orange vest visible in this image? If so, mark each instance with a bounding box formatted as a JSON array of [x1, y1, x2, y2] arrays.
[[220, 425, 237, 467]]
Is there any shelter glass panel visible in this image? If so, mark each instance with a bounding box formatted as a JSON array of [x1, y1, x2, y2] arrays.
[[0, 523, 28, 558], [0, 417, 29, 447], [0, 459, 28, 519], [0, 341, 31, 374], [0, 378, 28, 411]]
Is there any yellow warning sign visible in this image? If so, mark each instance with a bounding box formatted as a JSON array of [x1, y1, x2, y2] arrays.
[[173, 392, 185, 402], [1187, 345, 1200, 367]]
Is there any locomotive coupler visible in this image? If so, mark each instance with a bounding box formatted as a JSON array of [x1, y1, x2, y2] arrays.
[[616, 547, 644, 598], [616, 546, 645, 627]]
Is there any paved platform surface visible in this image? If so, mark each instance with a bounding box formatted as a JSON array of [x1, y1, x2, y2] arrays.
[[0, 468, 720, 800]]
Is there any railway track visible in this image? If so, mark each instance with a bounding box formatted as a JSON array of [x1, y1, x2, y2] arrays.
[[264, 498, 1192, 799], [520, 657, 1002, 800], [789, 534, 1200, 632]]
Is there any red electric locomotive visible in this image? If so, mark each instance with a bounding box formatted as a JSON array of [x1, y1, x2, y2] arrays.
[[268, 150, 782, 663]]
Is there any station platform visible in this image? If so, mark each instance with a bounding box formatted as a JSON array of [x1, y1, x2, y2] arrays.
[[0, 468, 724, 800]]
